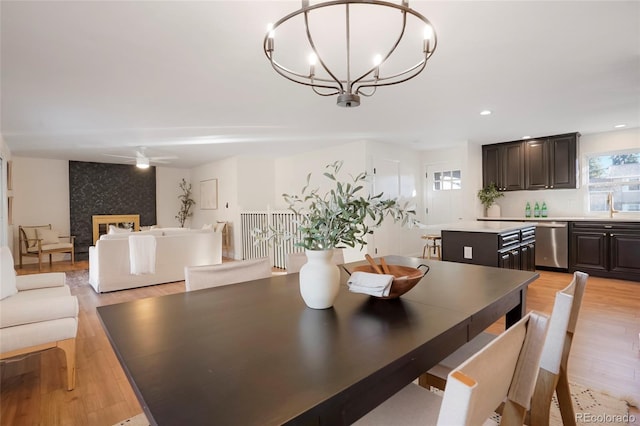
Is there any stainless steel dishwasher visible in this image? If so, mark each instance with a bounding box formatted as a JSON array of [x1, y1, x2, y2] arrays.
[[535, 222, 569, 269]]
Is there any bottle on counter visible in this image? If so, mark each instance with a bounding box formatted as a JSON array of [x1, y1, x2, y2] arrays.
[[541, 202, 548, 217], [534, 201, 540, 217], [525, 202, 531, 218]]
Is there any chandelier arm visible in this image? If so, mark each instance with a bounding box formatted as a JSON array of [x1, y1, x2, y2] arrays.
[[312, 86, 342, 97], [269, 59, 342, 93], [351, 8, 408, 88], [357, 86, 377, 97], [355, 57, 428, 94], [304, 8, 345, 93]]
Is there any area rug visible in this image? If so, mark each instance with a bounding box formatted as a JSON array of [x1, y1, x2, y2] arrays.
[[64, 269, 90, 289], [114, 383, 633, 426]]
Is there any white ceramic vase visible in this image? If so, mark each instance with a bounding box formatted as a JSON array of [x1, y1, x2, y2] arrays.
[[487, 204, 501, 218], [299, 249, 340, 309]]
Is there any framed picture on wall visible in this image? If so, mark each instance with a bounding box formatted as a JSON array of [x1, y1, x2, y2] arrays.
[[8, 196, 13, 225], [201, 179, 218, 210]]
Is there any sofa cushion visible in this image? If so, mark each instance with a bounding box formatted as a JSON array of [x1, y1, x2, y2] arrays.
[[0, 286, 77, 328], [36, 228, 60, 245], [27, 242, 73, 253], [0, 247, 17, 300], [108, 225, 132, 234], [22, 227, 41, 248], [0, 317, 78, 354]]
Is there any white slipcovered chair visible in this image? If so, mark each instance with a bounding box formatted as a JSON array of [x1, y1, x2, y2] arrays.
[[354, 311, 549, 426], [185, 257, 272, 291], [422, 271, 588, 426], [286, 249, 344, 273], [0, 246, 79, 390]]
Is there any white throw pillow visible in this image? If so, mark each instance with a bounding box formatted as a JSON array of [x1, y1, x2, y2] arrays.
[[0, 247, 18, 300], [108, 225, 132, 234], [36, 228, 60, 245]]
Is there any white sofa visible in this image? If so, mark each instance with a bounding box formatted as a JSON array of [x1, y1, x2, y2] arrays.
[[89, 229, 222, 293]]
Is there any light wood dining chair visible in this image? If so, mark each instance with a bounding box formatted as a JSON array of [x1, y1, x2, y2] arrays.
[[421, 271, 588, 426], [184, 257, 272, 291], [354, 311, 549, 426]]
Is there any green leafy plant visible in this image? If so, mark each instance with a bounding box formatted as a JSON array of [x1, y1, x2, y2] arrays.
[[175, 178, 196, 228], [254, 161, 417, 250], [477, 182, 504, 210]]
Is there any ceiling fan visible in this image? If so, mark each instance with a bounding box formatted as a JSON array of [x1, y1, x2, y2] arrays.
[[103, 147, 178, 169]]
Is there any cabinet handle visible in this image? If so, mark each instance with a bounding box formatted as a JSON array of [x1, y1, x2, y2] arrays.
[[550, 185, 554, 188], [545, 185, 548, 189], [604, 225, 612, 229]]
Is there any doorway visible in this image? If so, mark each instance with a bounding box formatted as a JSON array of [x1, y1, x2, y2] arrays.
[[424, 163, 463, 226]]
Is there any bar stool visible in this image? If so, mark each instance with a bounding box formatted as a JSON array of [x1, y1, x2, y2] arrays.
[[421, 235, 441, 260]]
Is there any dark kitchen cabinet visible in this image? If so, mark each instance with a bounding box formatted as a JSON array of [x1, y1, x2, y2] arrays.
[[442, 226, 535, 271], [482, 142, 525, 191], [569, 222, 640, 281], [483, 132, 578, 192], [525, 133, 578, 190]]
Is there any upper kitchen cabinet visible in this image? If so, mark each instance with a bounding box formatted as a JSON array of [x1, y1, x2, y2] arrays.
[[482, 142, 525, 191], [483, 132, 579, 192], [524, 133, 579, 190]]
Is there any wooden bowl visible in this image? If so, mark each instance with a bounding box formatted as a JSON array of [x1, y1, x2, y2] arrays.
[[350, 264, 430, 299]]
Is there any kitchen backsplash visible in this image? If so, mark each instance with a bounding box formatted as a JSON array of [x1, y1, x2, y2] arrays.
[[495, 188, 639, 219]]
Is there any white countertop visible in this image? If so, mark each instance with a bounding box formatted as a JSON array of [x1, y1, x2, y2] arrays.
[[422, 221, 536, 234], [478, 216, 640, 223]]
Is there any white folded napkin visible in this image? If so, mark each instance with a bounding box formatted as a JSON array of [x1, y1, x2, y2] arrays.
[[348, 271, 394, 297]]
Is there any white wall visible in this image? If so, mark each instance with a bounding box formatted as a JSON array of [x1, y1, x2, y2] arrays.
[[156, 167, 191, 227], [10, 157, 71, 263], [495, 127, 640, 218], [237, 157, 276, 210], [190, 157, 241, 258]]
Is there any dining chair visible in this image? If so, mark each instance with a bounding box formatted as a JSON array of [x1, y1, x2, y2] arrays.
[[354, 311, 549, 426], [421, 271, 588, 426], [184, 257, 272, 291], [286, 248, 344, 273]]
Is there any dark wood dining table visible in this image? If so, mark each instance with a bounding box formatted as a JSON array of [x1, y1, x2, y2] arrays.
[[97, 255, 539, 426]]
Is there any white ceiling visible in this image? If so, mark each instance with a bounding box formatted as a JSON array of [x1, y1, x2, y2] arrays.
[[2, 1, 639, 168]]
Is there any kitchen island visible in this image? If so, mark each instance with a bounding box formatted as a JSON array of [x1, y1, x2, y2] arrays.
[[440, 221, 537, 271]]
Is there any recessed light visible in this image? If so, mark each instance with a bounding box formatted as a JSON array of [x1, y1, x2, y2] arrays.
[[522, 136, 531, 140], [614, 124, 627, 128], [480, 110, 492, 116]]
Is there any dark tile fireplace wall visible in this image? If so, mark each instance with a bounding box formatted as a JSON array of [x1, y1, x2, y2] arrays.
[[69, 161, 157, 260]]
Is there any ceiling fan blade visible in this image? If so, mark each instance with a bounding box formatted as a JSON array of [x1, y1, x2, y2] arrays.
[[149, 156, 179, 161], [103, 153, 136, 160]]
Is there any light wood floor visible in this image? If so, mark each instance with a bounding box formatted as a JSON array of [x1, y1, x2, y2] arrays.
[[1, 261, 639, 425]]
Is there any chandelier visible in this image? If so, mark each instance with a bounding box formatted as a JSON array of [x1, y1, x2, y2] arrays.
[[263, 0, 437, 107]]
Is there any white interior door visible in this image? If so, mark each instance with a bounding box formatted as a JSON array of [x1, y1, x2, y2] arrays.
[[371, 159, 400, 256], [425, 163, 463, 226]]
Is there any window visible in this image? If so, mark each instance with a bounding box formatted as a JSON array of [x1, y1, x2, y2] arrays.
[[587, 150, 640, 212], [433, 170, 461, 191]]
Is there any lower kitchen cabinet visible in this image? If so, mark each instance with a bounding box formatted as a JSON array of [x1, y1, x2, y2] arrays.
[[569, 222, 640, 281], [442, 226, 535, 271]]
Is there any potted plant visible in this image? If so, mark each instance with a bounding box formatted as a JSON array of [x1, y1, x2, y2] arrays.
[[257, 161, 416, 309], [477, 182, 504, 217], [175, 178, 196, 228]]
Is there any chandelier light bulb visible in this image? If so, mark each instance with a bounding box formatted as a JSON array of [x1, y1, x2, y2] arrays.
[[423, 25, 433, 40], [373, 54, 383, 66], [266, 23, 274, 38], [308, 53, 318, 66]]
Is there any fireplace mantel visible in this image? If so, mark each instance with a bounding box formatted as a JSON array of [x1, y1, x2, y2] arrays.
[[92, 214, 140, 244]]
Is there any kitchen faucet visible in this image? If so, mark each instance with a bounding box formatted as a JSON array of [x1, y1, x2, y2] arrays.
[[607, 192, 619, 218]]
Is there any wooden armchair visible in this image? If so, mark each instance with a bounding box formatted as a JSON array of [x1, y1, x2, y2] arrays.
[[18, 224, 75, 271]]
